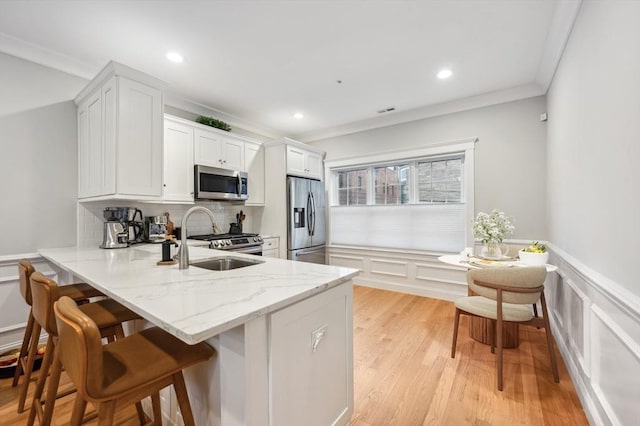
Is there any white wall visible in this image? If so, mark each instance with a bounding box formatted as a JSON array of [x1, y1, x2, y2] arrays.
[[547, 1, 639, 298], [0, 53, 88, 255], [309, 96, 548, 241]]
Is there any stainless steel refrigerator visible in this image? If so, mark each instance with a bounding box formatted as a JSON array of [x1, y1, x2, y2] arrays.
[[287, 176, 326, 264]]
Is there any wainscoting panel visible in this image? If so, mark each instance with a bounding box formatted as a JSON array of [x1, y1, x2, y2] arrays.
[[328, 245, 467, 301], [546, 245, 640, 426]]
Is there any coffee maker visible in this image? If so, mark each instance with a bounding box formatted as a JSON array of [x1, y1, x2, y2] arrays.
[[144, 216, 168, 243], [100, 207, 129, 249], [100, 207, 144, 248]]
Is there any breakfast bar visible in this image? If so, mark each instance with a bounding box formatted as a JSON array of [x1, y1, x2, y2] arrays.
[[39, 244, 359, 426]]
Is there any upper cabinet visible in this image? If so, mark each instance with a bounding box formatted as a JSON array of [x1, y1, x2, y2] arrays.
[[162, 114, 265, 206], [194, 128, 244, 171], [76, 61, 164, 200], [286, 145, 324, 180], [163, 117, 195, 203]]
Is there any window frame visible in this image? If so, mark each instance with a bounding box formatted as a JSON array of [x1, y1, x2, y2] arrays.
[[325, 137, 477, 247]]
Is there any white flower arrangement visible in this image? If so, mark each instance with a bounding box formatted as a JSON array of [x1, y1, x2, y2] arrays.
[[472, 209, 515, 244]]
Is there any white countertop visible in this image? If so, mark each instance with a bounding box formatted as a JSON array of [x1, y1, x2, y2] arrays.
[[39, 244, 358, 344]]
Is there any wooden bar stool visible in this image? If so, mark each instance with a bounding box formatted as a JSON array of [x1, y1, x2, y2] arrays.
[[27, 272, 142, 426], [14, 259, 106, 413], [54, 296, 215, 426]]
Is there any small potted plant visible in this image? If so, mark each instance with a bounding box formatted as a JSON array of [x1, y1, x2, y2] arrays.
[[195, 115, 232, 132], [472, 209, 515, 259], [519, 241, 549, 265]]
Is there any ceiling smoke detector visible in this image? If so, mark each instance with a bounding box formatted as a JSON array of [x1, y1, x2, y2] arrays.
[[377, 107, 396, 114]]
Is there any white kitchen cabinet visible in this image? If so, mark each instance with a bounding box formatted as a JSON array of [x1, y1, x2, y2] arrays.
[[76, 61, 164, 200], [269, 283, 353, 426], [244, 141, 265, 206], [163, 118, 194, 203], [262, 236, 279, 258], [194, 128, 244, 171], [286, 144, 324, 180]]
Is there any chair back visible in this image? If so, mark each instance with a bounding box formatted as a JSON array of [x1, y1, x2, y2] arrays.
[[467, 266, 547, 305], [18, 259, 35, 306], [30, 272, 62, 336], [54, 296, 104, 400]]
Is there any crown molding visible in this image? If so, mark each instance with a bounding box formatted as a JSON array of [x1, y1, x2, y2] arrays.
[[0, 31, 98, 79], [535, 0, 583, 92]]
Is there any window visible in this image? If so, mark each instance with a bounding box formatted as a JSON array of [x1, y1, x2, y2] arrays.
[[326, 138, 476, 252], [417, 157, 463, 203], [336, 169, 368, 206], [374, 164, 409, 204]]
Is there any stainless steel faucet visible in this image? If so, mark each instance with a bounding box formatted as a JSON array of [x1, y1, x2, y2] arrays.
[[178, 206, 217, 270]]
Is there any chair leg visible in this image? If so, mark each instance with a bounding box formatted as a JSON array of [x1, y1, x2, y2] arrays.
[[533, 303, 539, 318], [13, 310, 35, 387], [490, 319, 496, 354], [451, 308, 461, 358], [26, 336, 55, 426], [18, 321, 42, 413], [69, 395, 87, 426], [173, 372, 196, 426], [540, 292, 560, 383], [97, 400, 117, 426], [496, 291, 504, 391]]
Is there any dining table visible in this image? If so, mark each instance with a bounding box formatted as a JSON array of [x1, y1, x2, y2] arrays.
[[438, 254, 557, 348]]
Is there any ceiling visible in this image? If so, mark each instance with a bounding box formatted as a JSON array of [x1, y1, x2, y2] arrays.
[[0, 1, 581, 141]]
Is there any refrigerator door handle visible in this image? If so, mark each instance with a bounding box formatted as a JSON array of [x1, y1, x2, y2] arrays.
[[310, 191, 316, 236], [307, 192, 313, 236]]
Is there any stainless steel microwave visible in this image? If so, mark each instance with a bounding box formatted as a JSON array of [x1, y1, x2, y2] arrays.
[[194, 165, 248, 201]]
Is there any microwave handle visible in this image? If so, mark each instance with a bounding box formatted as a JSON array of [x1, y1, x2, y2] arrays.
[[236, 174, 242, 197]]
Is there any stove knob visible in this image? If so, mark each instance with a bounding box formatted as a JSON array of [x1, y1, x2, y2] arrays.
[[212, 241, 220, 248], [225, 240, 232, 246], [253, 237, 258, 242], [257, 236, 263, 242]]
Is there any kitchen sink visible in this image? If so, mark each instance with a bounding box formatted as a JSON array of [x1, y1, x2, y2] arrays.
[[190, 256, 264, 271]]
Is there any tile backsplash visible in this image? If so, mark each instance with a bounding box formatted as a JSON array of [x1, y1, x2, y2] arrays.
[[79, 200, 261, 247]]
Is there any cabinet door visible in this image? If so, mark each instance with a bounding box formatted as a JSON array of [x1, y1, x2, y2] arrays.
[[306, 151, 324, 180], [270, 283, 353, 426], [102, 77, 117, 195], [262, 236, 279, 257], [286, 145, 307, 176], [163, 120, 194, 202], [116, 77, 163, 197], [222, 137, 244, 171], [194, 129, 223, 168], [244, 142, 264, 206], [77, 91, 101, 198]]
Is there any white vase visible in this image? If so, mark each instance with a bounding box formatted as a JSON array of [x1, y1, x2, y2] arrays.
[[480, 242, 504, 260]]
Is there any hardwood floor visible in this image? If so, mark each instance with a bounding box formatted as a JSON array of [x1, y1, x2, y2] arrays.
[[1, 285, 588, 425], [351, 285, 588, 426]]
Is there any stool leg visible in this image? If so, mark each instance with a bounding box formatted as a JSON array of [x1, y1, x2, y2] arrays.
[[18, 321, 42, 413], [27, 336, 55, 426], [173, 372, 195, 426], [13, 310, 35, 387], [69, 395, 87, 426], [97, 400, 117, 426], [41, 342, 63, 426], [135, 401, 147, 425], [451, 308, 460, 358], [151, 393, 162, 425]]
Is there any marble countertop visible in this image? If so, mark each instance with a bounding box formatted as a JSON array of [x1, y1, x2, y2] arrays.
[[39, 245, 359, 344]]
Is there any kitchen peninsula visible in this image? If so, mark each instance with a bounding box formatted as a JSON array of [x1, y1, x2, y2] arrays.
[[39, 244, 358, 426]]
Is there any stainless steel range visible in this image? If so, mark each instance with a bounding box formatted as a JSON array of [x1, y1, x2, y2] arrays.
[[189, 233, 264, 255]]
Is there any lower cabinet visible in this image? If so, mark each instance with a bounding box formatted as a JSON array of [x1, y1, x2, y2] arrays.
[[269, 283, 354, 426], [262, 236, 279, 258]]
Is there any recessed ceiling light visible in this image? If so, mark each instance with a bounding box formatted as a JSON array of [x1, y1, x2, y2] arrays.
[[293, 112, 304, 119], [166, 52, 184, 63], [437, 69, 452, 79]]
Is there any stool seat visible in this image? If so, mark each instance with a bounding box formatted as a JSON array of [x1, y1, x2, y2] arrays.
[[59, 283, 104, 301], [78, 299, 140, 333], [98, 327, 213, 400]]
